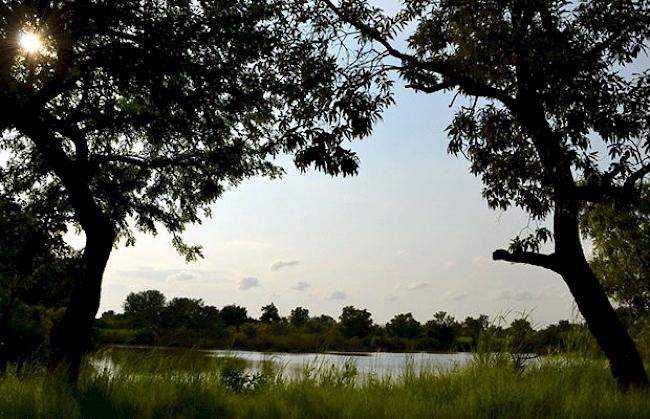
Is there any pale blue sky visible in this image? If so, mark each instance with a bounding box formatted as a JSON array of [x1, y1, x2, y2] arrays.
[[84, 0, 650, 327], [96, 81, 575, 326], [3, 1, 645, 328]]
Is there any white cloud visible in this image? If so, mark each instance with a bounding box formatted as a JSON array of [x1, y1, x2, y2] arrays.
[[115, 267, 194, 282], [270, 259, 300, 271], [239, 277, 260, 290], [328, 290, 348, 300], [407, 281, 430, 290], [496, 288, 538, 301], [292, 281, 311, 291], [385, 296, 400, 302], [166, 271, 198, 282]]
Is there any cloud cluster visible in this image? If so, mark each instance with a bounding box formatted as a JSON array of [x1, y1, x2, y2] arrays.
[[407, 281, 430, 290], [166, 271, 199, 282], [239, 277, 260, 290], [115, 267, 204, 282], [328, 290, 348, 300], [292, 281, 311, 291], [270, 259, 300, 272]]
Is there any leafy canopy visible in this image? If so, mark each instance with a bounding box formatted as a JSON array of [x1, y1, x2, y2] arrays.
[[582, 185, 650, 316], [320, 0, 650, 253], [0, 0, 392, 257]]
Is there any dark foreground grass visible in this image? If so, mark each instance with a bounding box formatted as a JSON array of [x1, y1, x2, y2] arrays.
[[1, 352, 649, 419]]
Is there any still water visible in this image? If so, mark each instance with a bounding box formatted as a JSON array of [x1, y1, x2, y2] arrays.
[[205, 350, 472, 378], [96, 347, 474, 379]]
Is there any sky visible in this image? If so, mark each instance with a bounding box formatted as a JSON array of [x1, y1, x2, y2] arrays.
[[65, 0, 632, 328], [88, 79, 578, 327]]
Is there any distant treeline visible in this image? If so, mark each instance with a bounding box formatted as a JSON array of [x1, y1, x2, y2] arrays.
[[96, 289, 597, 354]]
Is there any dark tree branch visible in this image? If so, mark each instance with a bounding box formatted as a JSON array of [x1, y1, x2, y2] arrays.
[[624, 163, 650, 192], [90, 151, 226, 170], [91, 153, 192, 169], [603, 164, 625, 185], [575, 184, 608, 203], [322, 0, 517, 107], [405, 80, 456, 94], [584, 29, 627, 63], [322, 0, 426, 69], [575, 161, 650, 204], [492, 249, 560, 274]]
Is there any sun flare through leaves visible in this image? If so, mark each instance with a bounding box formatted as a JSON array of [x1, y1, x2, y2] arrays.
[[18, 30, 43, 55]]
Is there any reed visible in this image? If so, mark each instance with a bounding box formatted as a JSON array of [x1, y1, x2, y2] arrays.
[[1, 349, 648, 419]]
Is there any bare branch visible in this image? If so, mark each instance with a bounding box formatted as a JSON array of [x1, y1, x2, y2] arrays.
[[492, 249, 560, 274]]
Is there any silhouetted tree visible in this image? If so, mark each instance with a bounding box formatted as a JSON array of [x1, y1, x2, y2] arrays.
[[320, 0, 650, 388], [508, 318, 535, 353], [201, 306, 223, 334], [423, 311, 458, 349], [162, 298, 206, 330], [123, 290, 166, 330], [386, 313, 422, 339], [0, 196, 79, 373], [260, 303, 281, 324], [536, 320, 574, 351], [0, 0, 391, 381], [305, 314, 336, 334], [462, 315, 489, 348], [220, 305, 248, 329], [339, 306, 373, 338], [289, 307, 310, 327]]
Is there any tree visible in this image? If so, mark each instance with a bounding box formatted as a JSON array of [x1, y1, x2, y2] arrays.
[[0, 0, 391, 381], [260, 303, 281, 324], [289, 306, 310, 327], [386, 312, 422, 339], [582, 185, 650, 318], [321, 0, 650, 389], [162, 297, 207, 331], [508, 318, 535, 353], [0, 195, 79, 372], [220, 305, 249, 329], [339, 306, 373, 338], [123, 290, 166, 330], [305, 314, 336, 333], [535, 319, 574, 352], [423, 311, 457, 349], [462, 315, 489, 347]]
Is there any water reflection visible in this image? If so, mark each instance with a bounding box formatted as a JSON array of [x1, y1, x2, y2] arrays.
[[95, 347, 474, 379], [207, 350, 473, 378]]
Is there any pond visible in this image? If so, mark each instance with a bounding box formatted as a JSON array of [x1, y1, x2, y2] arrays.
[[94, 346, 475, 379], [206, 349, 474, 378]]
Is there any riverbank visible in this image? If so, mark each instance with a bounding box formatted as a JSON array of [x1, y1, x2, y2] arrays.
[[1, 351, 649, 418]]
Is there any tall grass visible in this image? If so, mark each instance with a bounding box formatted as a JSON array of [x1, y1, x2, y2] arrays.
[[1, 349, 649, 418]]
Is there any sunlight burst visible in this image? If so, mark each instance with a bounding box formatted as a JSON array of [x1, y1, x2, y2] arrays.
[[19, 31, 43, 55]]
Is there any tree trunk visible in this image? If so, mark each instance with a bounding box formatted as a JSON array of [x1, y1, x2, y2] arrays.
[[18, 118, 117, 383], [554, 199, 648, 390], [48, 217, 115, 384], [0, 294, 16, 376]]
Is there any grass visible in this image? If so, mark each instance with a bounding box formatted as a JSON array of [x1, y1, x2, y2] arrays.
[[1, 349, 649, 418]]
